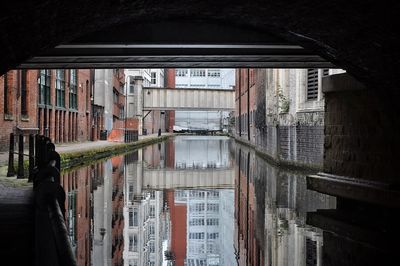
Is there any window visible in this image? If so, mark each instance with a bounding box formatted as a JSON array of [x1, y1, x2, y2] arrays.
[[306, 69, 319, 100], [322, 68, 330, 77], [39, 69, 51, 105], [3, 73, 8, 114], [129, 77, 135, 94], [69, 69, 78, 109], [55, 70, 65, 107], [113, 88, 118, 104], [190, 69, 206, 77], [175, 69, 188, 77], [151, 72, 156, 85], [208, 70, 220, 77], [20, 70, 28, 116], [86, 80, 89, 111]]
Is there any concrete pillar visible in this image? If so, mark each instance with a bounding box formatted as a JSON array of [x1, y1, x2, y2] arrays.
[[133, 76, 144, 134]]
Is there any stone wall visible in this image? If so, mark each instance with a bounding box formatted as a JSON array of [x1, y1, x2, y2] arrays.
[[323, 74, 400, 185]]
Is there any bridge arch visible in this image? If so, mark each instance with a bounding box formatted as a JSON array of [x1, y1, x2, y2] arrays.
[[0, 1, 399, 88]]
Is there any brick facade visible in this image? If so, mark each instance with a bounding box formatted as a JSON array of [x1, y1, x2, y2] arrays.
[[0, 70, 38, 151], [0, 69, 95, 151]]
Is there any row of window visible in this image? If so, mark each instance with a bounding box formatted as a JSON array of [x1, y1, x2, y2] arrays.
[[175, 69, 221, 77], [189, 218, 219, 226], [39, 69, 78, 109]]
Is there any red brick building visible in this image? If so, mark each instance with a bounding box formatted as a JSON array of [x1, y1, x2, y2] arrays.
[[0, 69, 95, 151]]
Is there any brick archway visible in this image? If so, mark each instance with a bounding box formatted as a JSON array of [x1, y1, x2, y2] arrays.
[[1, 1, 399, 88]]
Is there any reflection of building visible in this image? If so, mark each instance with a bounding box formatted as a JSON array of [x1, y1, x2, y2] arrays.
[[181, 189, 235, 266], [90, 156, 125, 266], [123, 150, 166, 266], [234, 143, 335, 266], [61, 164, 97, 266]]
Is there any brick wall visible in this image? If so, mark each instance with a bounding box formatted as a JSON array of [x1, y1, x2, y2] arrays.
[[0, 69, 95, 151], [0, 70, 38, 151]]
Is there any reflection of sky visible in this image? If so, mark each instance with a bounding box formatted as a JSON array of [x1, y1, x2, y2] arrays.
[[174, 136, 231, 169]]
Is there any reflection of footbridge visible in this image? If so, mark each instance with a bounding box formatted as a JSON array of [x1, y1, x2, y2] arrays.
[[142, 168, 234, 189]]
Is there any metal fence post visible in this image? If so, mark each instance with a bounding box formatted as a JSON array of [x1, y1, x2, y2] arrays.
[[17, 134, 24, 179], [28, 134, 35, 182], [6, 133, 15, 177]]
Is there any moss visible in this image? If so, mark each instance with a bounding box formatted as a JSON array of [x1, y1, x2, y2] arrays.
[[1, 135, 173, 185], [60, 135, 173, 171]]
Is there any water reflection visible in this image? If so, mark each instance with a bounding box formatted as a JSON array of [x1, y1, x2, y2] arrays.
[[60, 136, 336, 266], [233, 144, 335, 266]]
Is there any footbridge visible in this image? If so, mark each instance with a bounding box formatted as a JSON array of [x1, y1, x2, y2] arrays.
[[143, 87, 235, 111], [142, 168, 234, 189]]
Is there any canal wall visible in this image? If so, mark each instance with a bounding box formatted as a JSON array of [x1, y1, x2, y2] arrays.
[[0, 134, 175, 186], [234, 69, 328, 171]]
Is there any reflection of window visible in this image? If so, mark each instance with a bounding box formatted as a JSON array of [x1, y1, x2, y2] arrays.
[[189, 203, 205, 212], [149, 206, 155, 217], [189, 218, 205, 226], [207, 232, 219, 239], [206, 218, 219, 226], [68, 191, 77, 244], [128, 259, 138, 266], [207, 203, 219, 212], [129, 234, 138, 251], [189, 232, 205, 239]]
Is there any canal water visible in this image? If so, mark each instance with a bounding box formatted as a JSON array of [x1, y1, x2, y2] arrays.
[[61, 136, 335, 266]]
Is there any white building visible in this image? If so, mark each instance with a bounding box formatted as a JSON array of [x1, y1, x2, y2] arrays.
[[174, 69, 235, 132], [94, 69, 116, 132], [124, 69, 165, 134]]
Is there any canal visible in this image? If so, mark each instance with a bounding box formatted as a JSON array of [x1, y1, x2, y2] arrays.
[[61, 135, 335, 266]]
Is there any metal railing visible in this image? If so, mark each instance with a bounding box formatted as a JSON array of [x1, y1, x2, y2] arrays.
[[32, 135, 77, 266]]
